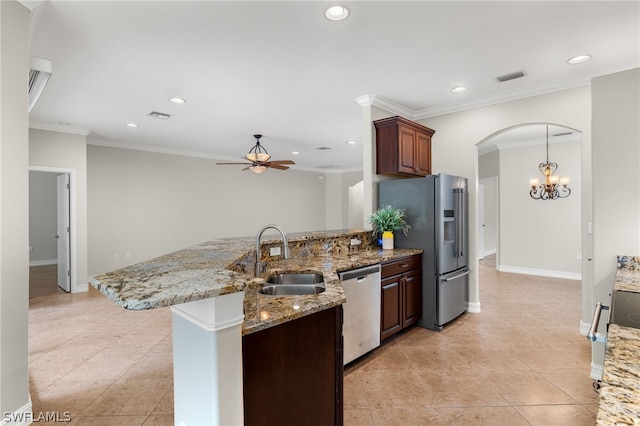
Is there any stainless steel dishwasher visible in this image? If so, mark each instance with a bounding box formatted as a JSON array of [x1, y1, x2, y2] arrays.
[[339, 264, 381, 365]]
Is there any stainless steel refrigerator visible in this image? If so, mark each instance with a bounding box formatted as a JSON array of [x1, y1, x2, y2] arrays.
[[379, 173, 469, 331]]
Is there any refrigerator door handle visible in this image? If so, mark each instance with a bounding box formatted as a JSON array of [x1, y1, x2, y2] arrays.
[[454, 188, 463, 258], [442, 270, 470, 282]]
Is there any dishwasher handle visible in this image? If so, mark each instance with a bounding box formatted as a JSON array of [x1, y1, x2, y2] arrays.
[[339, 265, 380, 282], [587, 302, 609, 342]]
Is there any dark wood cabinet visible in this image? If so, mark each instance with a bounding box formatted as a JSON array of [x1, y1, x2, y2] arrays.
[[374, 116, 435, 177], [243, 306, 343, 426], [380, 254, 422, 341]]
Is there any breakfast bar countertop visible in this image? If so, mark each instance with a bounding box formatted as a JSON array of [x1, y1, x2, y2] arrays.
[[596, 255, 640, 425], [90, 229, 422, 335]]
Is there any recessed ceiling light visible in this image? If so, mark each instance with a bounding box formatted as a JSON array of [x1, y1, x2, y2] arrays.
[[170, 97, 186, 104], [292, 151, 300, 155], [567, 54, 592, 65], [325, 5, 349, 21], [125, 122, 139, 128], [451, 86, 467, 93], [346, 140, 356, 145]]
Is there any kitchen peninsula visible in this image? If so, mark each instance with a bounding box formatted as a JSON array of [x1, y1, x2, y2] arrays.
[[596, 256, 640, 425], [90, 229, 421, 425]]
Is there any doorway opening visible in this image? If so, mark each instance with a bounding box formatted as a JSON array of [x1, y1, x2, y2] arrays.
[[476, 123, 582, 279], [29, 166, 78, 297]]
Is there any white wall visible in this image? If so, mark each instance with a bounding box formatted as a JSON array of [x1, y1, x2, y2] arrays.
[[30, 129, 89, 291], [590, 68, 640, 377], [0, 0, 30, 418], [498, 139, 581, 278], [325, 170, 363, 230], [86, 145, 328, 275], [29, 171, 58, 263], [416, 86, 592, 317]]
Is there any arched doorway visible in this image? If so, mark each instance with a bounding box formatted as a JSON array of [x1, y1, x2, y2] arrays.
[[477, 123, 582, 279]]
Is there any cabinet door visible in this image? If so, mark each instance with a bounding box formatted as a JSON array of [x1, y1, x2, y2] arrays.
[[381, 275, 402, 341], [397, 124, 417, 175], [415, 130, 432, 176], [402, 269, 422, 327]]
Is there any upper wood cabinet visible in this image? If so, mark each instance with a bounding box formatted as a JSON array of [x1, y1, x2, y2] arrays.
[[374, 116, 435, 177]]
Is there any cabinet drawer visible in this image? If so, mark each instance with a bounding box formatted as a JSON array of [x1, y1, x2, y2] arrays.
[[381, 254, 421, 278]]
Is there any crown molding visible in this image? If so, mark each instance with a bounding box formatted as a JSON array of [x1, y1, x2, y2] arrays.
[[29, 121, 92, 136], [357, 79, 591, 120], [355, 94, 414, 118]]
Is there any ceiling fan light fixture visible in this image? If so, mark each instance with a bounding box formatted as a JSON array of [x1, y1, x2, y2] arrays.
[[245, 135, 271, 162], [249, 165, 268, 174]]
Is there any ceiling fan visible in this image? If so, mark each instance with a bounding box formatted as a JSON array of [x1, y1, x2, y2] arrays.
[[216, 134, 295, 173]]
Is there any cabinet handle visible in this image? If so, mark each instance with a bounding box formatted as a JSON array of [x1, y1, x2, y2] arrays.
[[400, 264, 409, 268]]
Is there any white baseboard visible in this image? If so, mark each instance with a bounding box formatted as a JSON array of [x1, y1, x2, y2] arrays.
[[0, 398, 32, 426], [483, 248, 496, 257], [496, 264, 581, 281], [467, 301, 481, 313], [29, 258, 56, 267], [579, 320, 591, 336], [74, 283, 89, 293], [591, 362, 604, 381]]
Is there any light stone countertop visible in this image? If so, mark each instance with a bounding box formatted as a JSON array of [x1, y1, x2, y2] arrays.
[[596, 256, 640, 425], [90, 229, 422, 335]]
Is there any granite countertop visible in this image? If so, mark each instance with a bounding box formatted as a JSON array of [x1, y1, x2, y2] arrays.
[[90, 229, 422, 335], [596, 256, 640, 425]]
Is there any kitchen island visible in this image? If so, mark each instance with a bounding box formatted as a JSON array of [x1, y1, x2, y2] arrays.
[[596, 256, 640, 425], [90, 229, 421, 425]]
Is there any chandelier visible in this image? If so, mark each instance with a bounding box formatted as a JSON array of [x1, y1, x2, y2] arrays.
[[529, 126, 571, 200]]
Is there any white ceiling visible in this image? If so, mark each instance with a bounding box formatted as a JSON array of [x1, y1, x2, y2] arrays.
[[26, 1, 640, 172]]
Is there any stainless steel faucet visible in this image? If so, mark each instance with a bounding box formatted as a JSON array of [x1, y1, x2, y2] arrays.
[[255, 224, 290, 276]]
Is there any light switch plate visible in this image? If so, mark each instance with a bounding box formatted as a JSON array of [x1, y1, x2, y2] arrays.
[[350, 239, 361, 246], [270, 246, 281, 256]]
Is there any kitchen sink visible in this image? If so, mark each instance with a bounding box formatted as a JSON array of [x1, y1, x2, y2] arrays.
[[259, 272, 325, 295]]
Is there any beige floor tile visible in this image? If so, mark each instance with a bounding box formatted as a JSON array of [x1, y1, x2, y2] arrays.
[[125, 351, 173, 380], [478, 369, 577, 405], [344, 409, 375, 426], [435, 406, 530, 426], [537, 368, 601, 404], [370, 407, 441, 426], [344, 371, 368, 410], [31, 378, 114, 416], [415, 369, 509, 407], [515, 404, 597, 425], [142, 414, 174, 426], [68, 415, 147, 425], [359, 369, 439, 408], [63, 350, 149, 381], [80, 378, 172, 416], [152, 387, 174, 415]]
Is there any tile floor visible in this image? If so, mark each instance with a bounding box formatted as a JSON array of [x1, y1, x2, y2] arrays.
[[28, 255, 598, 425]]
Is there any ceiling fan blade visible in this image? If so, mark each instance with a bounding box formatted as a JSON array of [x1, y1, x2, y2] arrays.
[[268, 164, 290, 170], [267, 160, 295, 165], [216, 162, 252, 165], [241, 166, 252, 171]]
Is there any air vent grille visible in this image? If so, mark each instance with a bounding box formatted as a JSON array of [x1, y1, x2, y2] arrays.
[[495, 70, 526, 83], [316, 146, 332, 150], [28, 57, 53, 112], [147, 111, 172, 120]]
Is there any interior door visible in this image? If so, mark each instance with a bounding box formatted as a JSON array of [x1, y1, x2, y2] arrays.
[[56, 173, 70, 292]]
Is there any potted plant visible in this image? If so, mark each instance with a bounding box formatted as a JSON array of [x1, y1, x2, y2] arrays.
[[368, 205, 410, 249]]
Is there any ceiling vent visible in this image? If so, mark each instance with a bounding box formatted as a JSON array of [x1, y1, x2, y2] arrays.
[[316, 146, 332, 150], [495, 70, 526, 83], [28, 57, 53, 112], [147, 111, 172, 120]]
